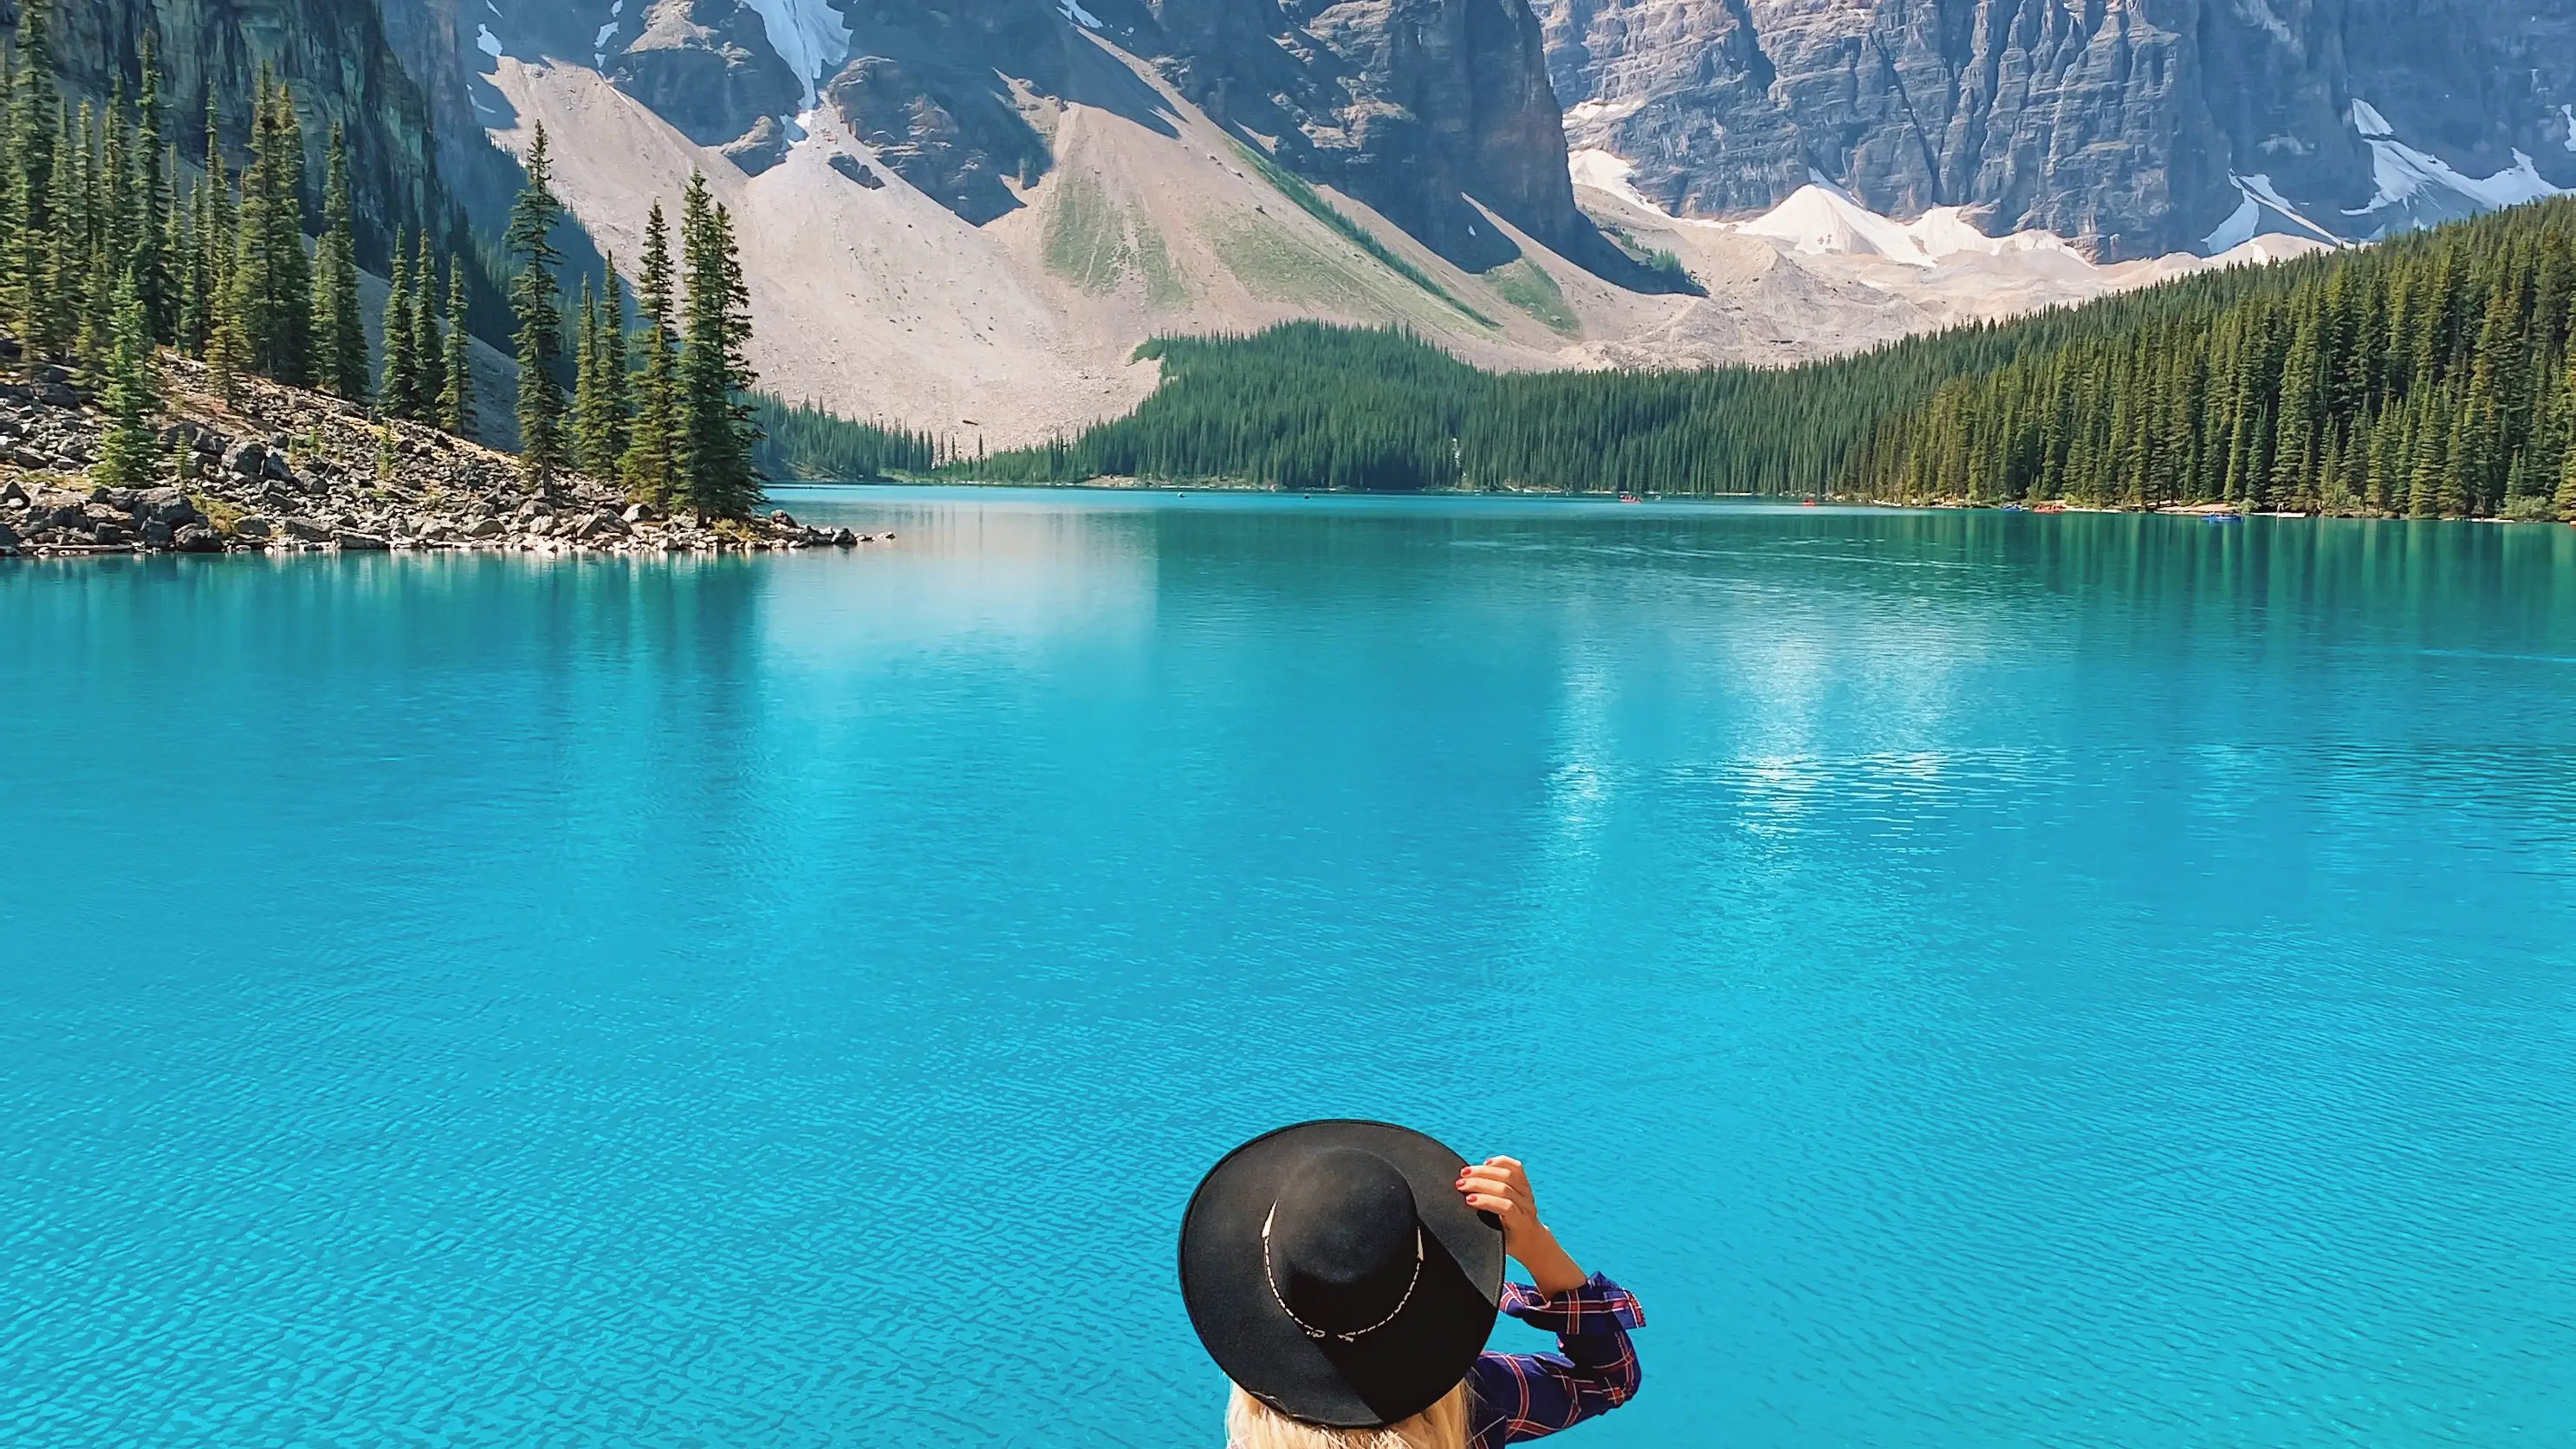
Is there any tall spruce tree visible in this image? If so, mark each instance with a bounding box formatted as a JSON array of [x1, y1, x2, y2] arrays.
[[438, 266, 475, 437], [380, 230, 416, 417], [40, 101, 80, 361], [572, 274, 606, 472], [598, 257, 631, 468], [262, 79, 313, 386], [228, 70, 282, 378], [93, 270, 163, 491], [0, 58, 16, 301], [133, 31, 173, 341], [313, 124, 368, 400], [675, 173, 760, 518], [6, 0, 57, 359], [507, 122, 568, 488], [410, 232, 444, 411], [572, 263, 632, 478], [620, 200, 680, 504]]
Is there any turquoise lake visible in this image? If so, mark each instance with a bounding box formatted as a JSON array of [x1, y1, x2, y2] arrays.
[[4, 488, 2574, 1447]]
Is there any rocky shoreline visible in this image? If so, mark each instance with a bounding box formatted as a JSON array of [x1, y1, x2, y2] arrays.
[[0, 355, 886, 560]]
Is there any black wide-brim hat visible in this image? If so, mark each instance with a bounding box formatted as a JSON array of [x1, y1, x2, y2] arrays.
[[1180, 1120, 1505, 1427]]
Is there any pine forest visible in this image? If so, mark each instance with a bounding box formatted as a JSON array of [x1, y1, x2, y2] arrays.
[[0, 0, 768, 518], [977, 198, 2576, 518]]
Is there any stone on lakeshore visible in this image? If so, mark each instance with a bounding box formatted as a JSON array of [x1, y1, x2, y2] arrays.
[[0, 478, 27, 507], [141, 519, 175, 547], [833, 528, 856, 545], [234, 517, 272, 541], [464, 517, 504, 539], [173, 524, 223, 553], [621, 503, 656, 523], [282, 517, 333, 543], [333, 530, 390, 551], [576, 512, 626, 541], [139, 487, 198, 524], [0, 520, 19, 551]]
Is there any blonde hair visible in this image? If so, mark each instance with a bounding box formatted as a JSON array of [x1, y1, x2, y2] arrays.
[[1225, 1382, 1468, 1449]]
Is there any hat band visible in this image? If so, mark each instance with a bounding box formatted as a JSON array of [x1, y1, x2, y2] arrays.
[[1260, 1204, 1425, 1344]]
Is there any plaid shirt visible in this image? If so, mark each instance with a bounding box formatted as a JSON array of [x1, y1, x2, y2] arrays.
[[1465, 1274, 1645, 1447]]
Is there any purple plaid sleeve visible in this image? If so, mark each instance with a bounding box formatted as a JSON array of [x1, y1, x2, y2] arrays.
[[1464, 1274, 1645, 1448]]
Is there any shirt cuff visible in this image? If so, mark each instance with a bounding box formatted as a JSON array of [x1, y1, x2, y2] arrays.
[[1499, 1271, 1645, 1333]]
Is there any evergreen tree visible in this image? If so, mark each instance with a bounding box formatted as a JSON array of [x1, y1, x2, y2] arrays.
[[598, 257, 631, 467], [620, 200, 680, 504], [39, 101, 80, 361], [227, 71, 282, 377], [380, 230, 416, 417], [410, 232, 444, 412], [93, 270, 163, 491], [572, 261, 632, 476], [438, 266, 475, 437], [2559, 363, 2576, 520], [260, 78, 313, 386], [313, 124, 368, 399], [5, 0, 57, 357], [573, 274, 606, 471], [185, 92, 232, 357], [133, 30, 173, 341], [224, 69, 315, 386], [676, 173, 761, 518], [507, 122, 568, 488], [0, 59, 15, 304], [76, 101, 118, 372]]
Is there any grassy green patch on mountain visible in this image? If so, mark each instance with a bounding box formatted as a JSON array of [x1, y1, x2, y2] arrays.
[[1229, 139, 1494, 329], [1042, 172, 1130, 296], [1483, 259, 1578, 335]]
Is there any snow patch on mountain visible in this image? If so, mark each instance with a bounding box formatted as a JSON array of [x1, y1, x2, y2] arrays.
[[740, 0, 850, 105], [1572, 151, 2086, 268], [1567, 148, 1661, 212], [1733, 171, 2084, 267], [2339, 97, 2569, 235], [2202, 193, 2260, 252], [1059, 0, 1103, 29], [2209, 173, 2341, 251], [2563, 104, 2575, 153], [476, 24, 504, 59]]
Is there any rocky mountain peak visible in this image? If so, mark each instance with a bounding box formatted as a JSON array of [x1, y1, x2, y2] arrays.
[[1540, 0, 2576, 260]]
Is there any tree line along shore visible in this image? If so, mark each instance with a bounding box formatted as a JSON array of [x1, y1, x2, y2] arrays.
[[0, 0, 872, 559], [7, 0, 2576, 534], [970, 199, 2576, 517]]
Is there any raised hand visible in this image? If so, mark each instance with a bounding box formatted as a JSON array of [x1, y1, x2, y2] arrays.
[[1458, 1155, 1587, 1295]]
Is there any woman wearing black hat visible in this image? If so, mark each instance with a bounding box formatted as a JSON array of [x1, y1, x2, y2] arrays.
[[1180, 1121, 1645, 1449]]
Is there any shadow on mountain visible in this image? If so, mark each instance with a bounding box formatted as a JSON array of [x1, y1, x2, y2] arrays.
[[827, 7, 1175, 226]]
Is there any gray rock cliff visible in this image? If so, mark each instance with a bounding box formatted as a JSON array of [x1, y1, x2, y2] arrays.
[[1541, 0, 2576, 258], [613, 0, 802, 150]]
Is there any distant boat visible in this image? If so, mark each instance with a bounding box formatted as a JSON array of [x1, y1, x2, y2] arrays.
[[1619, 492, 1643, 504], [2207, 511, 2242, 523]]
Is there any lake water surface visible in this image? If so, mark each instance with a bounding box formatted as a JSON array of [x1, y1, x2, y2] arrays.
[[4, 489, 2574, 1447]]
